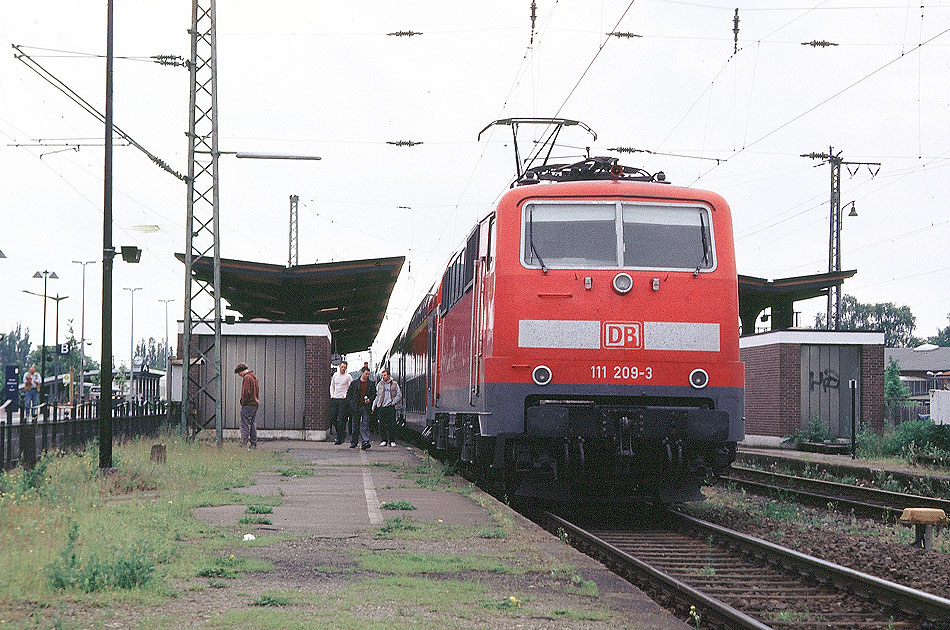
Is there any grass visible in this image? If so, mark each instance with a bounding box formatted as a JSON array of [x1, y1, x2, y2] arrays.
[[375, 516, 420, 536], [378, 499, 416, 510], [238, 516, 272, 525], [0, 433, 286, 618], [251, 593, 292, 607], [276, 467, 313, 478], [245, 504, 274, 514], [196, 554, 274, 578], [357, 551, 517, 575]]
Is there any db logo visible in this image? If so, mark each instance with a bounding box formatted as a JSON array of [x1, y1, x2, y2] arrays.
[[602, 322, 643, 349]]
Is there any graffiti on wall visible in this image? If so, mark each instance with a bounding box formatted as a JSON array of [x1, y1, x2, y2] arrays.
[[809, 368, 840, 393]]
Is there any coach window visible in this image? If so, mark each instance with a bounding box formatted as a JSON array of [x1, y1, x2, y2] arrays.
[[523, 203, 616, 268], [621, 203, 714, 270]]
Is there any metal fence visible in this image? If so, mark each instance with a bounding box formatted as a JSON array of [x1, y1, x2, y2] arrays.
[[884, 402, 931, 427], [1, 400, 168, 470]]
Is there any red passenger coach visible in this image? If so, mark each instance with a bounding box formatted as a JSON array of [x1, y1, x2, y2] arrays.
[[385, 156, 744, 503]]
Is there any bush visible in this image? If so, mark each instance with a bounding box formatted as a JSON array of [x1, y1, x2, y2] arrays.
[[856, 419, 950, 464], [47, 522, 156, 592], [786, 415, 835, 445]]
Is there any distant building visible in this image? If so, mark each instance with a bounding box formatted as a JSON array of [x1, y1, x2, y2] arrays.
[[884, 346, 950, 401]]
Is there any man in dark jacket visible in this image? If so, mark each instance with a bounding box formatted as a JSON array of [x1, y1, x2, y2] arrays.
[[346, 366, 376, 450], [235, 362, 259, 448]]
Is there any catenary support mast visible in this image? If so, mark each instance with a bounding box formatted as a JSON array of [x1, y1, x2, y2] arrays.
[[181, 0, 223, 444]]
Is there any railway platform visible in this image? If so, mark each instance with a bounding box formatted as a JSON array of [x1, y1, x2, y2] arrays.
[[738, 445, 950, 481], [187, 439, 691, 629]]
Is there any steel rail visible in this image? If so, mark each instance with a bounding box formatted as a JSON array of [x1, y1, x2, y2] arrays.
[[674, 511, 950, 624], [722, 465, 950, 520], [545, 512, 775, 630]]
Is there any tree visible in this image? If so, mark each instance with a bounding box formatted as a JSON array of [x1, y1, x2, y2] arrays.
[[814, 294, 917, 347], [134, 337, 169, 370], [884, 357, 910, 405], [0, 324, 33, 376], [926, 313, 950, 347]]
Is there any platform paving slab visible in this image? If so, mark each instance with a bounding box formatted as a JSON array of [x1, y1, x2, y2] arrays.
[[170, 440, 691, 629]]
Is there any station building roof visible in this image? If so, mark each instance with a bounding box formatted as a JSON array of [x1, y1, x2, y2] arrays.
[[738, 270, 857, 333], [175, 254, 404, 354]]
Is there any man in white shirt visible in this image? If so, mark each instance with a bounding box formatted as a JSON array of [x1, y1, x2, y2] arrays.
[[329, 361, 352, 445]]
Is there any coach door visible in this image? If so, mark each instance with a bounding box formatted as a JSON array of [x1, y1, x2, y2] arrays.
[[428, 311, 438, 411], [469, 217, 493, 404]]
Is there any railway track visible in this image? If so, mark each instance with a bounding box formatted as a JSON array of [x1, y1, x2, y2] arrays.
[[720, 465, 950, 521], [544, 509, 950, 630]]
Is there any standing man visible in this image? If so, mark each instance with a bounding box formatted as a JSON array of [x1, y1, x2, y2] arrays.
[[234, 362, 259, 449], [329, 361, 352, 445], [373, 368, 402, 447], [23, 365, 40, 420], [346, 366, 376, 450]]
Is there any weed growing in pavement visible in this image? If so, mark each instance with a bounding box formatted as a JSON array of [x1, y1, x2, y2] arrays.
[[379, 499, 416, 510], [238, 516, 272, 525], [208, 578, 227, 589], [550, 608, 611, 621], [358, 550, 516, 575], [556, 527, 570, 544], [245, 504, 274, 514], [565, 573, 599, 597], [251, 593, 291, 607], [477, 527, 508, 539], [196, 554, 273, 579], [276, 466, 313, 478], [377, 516, 420, 536], [46, 521, 156, 592], [483, 595, 524, 610], [695, 564, 716, 576]]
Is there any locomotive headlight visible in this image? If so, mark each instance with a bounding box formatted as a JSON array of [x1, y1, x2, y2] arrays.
[[612, 272, 633, 294], [532, 365, 552, 386], [689, 368, 709, 389]]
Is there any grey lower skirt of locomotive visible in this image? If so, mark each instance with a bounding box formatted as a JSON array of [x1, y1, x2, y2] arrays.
[[423, 395, 738, 504]]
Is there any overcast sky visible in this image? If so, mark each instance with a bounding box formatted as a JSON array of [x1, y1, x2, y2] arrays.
[[2, 0, 949, 369]]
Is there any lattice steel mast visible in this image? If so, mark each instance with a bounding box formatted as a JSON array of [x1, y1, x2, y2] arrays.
[[289, 194, 299, 267], [181, 0, 223, 443], [802, 147, 880, 331]]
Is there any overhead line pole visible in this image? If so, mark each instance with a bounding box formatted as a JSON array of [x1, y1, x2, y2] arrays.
[[802, 147, 881, 330], [182, 0, 223, 445]]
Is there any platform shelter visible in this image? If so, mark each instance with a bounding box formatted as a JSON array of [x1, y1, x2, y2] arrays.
[[175, 255, 404, 440]]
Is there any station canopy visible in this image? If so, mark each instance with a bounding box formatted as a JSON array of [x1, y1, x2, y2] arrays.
[[738, 270, 857, 333], [176, 254, 404, 354]]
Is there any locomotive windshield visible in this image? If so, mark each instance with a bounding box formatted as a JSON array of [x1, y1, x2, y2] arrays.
[[523, 201, 715, 271]]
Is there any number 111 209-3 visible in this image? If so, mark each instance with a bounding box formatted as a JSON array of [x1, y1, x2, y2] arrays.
[[590, 365, 653, 380]]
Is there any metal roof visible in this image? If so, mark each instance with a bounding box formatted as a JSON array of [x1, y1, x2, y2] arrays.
[[884, 347, 950, 373], [175, 254, 404, 354]]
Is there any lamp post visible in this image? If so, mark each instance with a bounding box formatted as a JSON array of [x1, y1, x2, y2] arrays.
[[123, 287, 142, 401], [28, 270, 58, 407], [72, 260, 96, 403]]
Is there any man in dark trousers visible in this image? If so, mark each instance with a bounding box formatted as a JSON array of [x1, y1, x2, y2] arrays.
[[346, 366, 376, 450], [234, 362, 259, 449], [373, 368, 402, 447]]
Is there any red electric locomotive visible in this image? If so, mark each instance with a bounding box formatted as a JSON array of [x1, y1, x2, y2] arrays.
[[384, 135, 743, 503]]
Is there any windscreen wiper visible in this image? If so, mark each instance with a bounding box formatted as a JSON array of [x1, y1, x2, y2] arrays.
[[697, 211, 710, 274], [528, 207, 548, 273]]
